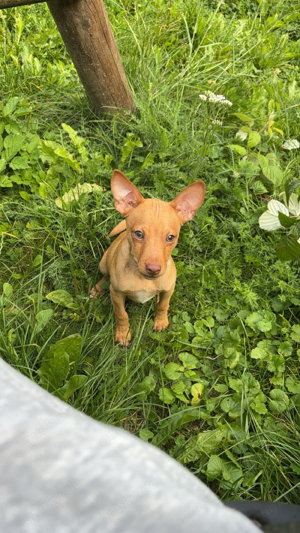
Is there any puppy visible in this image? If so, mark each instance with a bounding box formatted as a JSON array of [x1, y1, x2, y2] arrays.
[[90, 170, 205, 345]]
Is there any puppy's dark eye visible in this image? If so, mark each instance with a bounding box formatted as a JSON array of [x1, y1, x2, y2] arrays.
[[166, 234, 175, 243], [134, 230, 144, 240]]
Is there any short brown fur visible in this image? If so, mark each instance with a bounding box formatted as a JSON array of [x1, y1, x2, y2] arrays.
[[90, 170, 205, 345]]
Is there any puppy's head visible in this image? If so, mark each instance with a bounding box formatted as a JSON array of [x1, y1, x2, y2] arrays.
[[111, 170, 205, 279]]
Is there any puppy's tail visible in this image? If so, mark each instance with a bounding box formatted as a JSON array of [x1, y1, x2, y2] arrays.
[[109, 219, 127, 238]]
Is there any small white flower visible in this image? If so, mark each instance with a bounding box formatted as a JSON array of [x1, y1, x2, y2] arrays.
[[203, 90, 232, 106], [259, 199, 289, 231], [211, 119, 223, 126], [199, 94, 208, 101]]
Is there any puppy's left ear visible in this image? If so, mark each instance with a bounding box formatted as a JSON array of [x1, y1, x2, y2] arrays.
[[111, 170, 144, 216], [170, 181, 205, 223]]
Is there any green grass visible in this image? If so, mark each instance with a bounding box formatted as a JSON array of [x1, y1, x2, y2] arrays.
[[1, 0, 300, 503]]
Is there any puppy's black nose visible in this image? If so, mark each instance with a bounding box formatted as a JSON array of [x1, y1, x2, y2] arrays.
[[145, 263, 161, 276]]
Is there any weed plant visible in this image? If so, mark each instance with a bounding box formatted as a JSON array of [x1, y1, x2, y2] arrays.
[[1, 0, 300, 503]]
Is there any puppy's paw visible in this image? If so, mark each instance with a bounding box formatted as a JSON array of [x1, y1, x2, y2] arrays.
[[89, 287, 102, 299], [89, 279, 106, 299], [115, 328, 131, 347], [153, 317, 169, 332]]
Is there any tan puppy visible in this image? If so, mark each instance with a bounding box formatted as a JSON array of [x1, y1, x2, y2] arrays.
[[90, 170, 205, 345]]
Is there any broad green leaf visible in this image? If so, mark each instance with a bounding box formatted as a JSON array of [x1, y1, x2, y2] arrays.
[[278, 341, 293, 357], [228, 144, 247, 156], [267, 353, 285, 374], [251, 393, 268, 414], [39, 183, 48, 198], [9, 156, 29, 170], [171, 380, 186, 395], [252, 181, 268, 195], [243, 373, 261, 392], [251, 340, 276, 360], [288, 193, 300, 216], [278, 212, 295, 229], [184, 370, 196, 378], [248, 131, 261, 148], [35, 309, 54, 334], [3, 282, 13, 297], [0, 159, 6, 173], [203, 316, 215, 328], [32, 254, 42, 268], [246, 312, 264, 330], [178, 428, 228, 464], [159, 387, 175, 404], [269, 389, 289, 413], [276, 234, 300, 261], [256, 318, 273, 332], [291, 325, 300, 342], [222, 461, 243, 483], [165, 362, 181, 380], [220, 397, 241, 418], [3, 134, 25, 161], [3, 97, 20, 116], [233, 113, 254, 125], [54, 147, 80, 171], [179, 352, 199, 369], [46, 289, 74, 307], [140, 153, 155, 171], [55, 183, 104, 209], [20, 191, 31, 201], [286, 377, 300, 394], [152, 409, 200, 447], [175, 393, 189, 404], [38, 350, 69, 391], [214, 384, 228, 393], [239, 160, 260, 178], [137, 376, 156, 395], [191, 383, 205, 396], [207, 455, 224, 480], [191, 383, 205, 406], [139, 429, 154, 442], [262, 165, 284, 186], [228, 378, 242, 393], [46, 334, 82, 367], [57, 374, 87, 400], [223, 347, 241, 369]]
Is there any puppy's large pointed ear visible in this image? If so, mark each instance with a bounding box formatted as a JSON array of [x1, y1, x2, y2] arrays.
[[111, 170, 144, 216], [170, 181, 205, 224]]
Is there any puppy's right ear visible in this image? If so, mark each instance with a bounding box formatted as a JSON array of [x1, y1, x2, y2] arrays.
[[111, 170, 144, 216]]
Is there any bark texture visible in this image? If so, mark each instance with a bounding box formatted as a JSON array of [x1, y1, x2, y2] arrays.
[[47, 0, 134, 114]]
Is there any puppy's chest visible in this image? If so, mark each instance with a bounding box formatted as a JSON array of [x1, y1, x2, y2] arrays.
[[126, 290, 158, 304]]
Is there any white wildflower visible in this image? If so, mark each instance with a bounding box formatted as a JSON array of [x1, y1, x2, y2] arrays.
[[199, 94, 208, 101], [211, 119, 223, 126], [204, 90, 233, 106]]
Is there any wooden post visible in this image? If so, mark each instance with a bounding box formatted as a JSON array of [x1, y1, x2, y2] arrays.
[[47, 0, 135, 115], [0, 0, 135, 115], [0, 0, 42, 7]]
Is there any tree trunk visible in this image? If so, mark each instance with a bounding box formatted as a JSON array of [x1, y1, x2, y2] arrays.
[[47, 0, 135, 115]]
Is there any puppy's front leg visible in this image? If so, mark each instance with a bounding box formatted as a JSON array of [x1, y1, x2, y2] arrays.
[[110, 286, 131, 346], [153, 286, 175, 332]]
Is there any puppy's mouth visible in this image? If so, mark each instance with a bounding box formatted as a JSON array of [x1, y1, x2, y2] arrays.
[[140, 272, 162, 280]]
